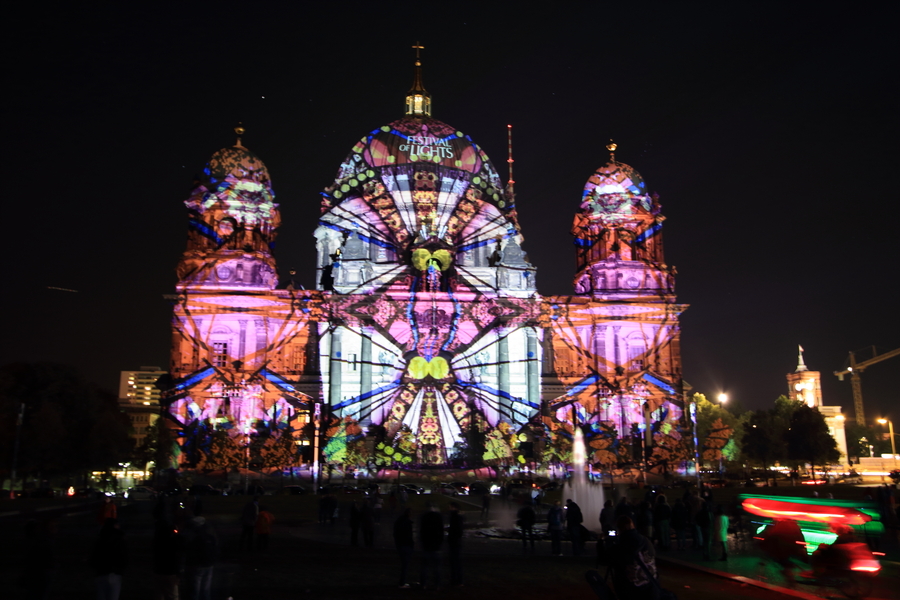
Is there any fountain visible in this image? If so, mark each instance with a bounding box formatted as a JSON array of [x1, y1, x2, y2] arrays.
[[561, 428, 605, 531]]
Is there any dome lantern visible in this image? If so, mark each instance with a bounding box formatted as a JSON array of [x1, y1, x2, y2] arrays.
[[405, 43, 432, 117]]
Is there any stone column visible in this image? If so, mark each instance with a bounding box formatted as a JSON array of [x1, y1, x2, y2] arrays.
[[526, 328, 539, 409], [360, 327, 373, 424], [328, 327, 342, 407], [498, 329, 510, 418]]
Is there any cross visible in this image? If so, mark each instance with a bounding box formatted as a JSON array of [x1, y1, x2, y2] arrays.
[[412, 42, 424, 61]]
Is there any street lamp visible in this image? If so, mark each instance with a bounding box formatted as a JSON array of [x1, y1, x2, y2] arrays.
[[717, 394, 728, 475], [877, 418, 897, 469]]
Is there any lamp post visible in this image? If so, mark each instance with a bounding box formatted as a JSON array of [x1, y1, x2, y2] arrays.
[[877, 418, 897, 470], [717, 393, 728, 476]]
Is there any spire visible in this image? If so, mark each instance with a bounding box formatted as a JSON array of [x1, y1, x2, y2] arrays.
[[235, 122, 245, 148], [405, 43, 432, 117], [606, 139, 617, 163], [506, 124, 515, 197], [795, 344, 808, 372]]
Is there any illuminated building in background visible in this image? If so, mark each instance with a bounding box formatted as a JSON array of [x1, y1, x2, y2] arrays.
[[786, 348, 849, 466], [787, 346, 822, 407], [118, 366, 165, 448], [162, 55, 687, 472]]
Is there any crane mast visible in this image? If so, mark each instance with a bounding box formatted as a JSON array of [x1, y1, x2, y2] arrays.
[[834, 347, 900, 425]]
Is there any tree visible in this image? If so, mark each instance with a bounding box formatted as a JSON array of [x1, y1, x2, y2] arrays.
[[693, 393, 740, 467], [0, 363, 131, 486], [741, 410, 783, 469], [786, 404, 840, 478]]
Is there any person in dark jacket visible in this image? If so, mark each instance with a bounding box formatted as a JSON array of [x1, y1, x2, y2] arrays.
[[418, 503, 444, 589], [90, 518, 128, 600], [349, 501, 361, 546], [517, 502, 537, 552], [152, 520, 185, 600], [360, 501, 375, 548], [565, 499, 584, 556], [393, 508, 414, 588], [608, 516, 657, 600], [447, 502, 464, 586], [547, 501, 564, 556], [184, 514, 218, 600], [671, 498, 689, 550], [653, 494, 672, 550], [599, 499, 616, 539]]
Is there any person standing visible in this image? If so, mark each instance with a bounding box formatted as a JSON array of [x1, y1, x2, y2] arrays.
[[239, 496, 259, 553], [256, 506, 274, 553], [671, 498, 688, 551], [599, 499, 616, 539], [711, 505, 729, 560], [694, 500, 711, 559], [565, 498, 584, 556], [547, 501, 564, 556], [418, 503, 444, 589], [517, 502, 536, 552], [393, 508, 414, 589], [90, 518, 127, 600], [152, 520, 185, 600], [97, 496, 118, 526], [608, 516, 657, 600], [360, 500, 375, 548], [349, 501, 361, 546], [447, 502, 464, 587], [185, 513, 218, 600], [653, 495, 672, 550]]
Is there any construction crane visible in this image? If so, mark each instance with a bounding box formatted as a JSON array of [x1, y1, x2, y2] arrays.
[[834, 346, 900, 425]]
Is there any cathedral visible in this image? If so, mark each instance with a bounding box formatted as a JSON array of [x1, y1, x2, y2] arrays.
[[162, 55, 688, 475]]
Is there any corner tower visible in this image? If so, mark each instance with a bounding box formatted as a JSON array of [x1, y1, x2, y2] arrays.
[[542, 144, 687, 471]]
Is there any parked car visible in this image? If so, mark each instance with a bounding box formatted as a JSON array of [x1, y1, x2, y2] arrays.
[[188, 484, 223, 496], [393, 483, 424, 495], [438, 482, 469, 496], [125, 486, 157, 500]]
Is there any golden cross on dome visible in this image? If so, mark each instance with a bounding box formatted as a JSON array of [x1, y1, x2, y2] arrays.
[[412, 42, 424, 65]]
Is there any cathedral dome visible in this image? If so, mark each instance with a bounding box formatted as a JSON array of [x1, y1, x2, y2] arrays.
[[321, 115, 510, 213], [203, 144, 273, 195], [582, 160, 646, 200]]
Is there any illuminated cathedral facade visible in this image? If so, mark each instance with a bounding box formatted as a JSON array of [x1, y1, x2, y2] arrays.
[[162, 58, 688, 474]]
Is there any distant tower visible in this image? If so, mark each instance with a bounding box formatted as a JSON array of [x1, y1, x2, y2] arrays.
[[786, 345, 822, 407], [786, 346, 849, 465]]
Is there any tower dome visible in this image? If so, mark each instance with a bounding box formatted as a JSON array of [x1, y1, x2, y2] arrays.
[[177, 128, 280, 291], [580, 159, 653, 222]]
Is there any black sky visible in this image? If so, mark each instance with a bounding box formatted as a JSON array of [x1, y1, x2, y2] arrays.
[[4, 2, 898, 422]]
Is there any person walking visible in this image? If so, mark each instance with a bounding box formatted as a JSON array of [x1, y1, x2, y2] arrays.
[[565, 498, 584, 556], [547, 501, 564, 556], [418, 503, 444, 589], [517, 502, 537, 552], [90, 518, 127, 600], [255, 506, 274, 553], [447, 502, 464, 587], [393, 508, 414, 589]]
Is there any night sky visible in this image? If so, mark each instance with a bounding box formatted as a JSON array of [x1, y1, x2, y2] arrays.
[[5, 3, 898, 422]]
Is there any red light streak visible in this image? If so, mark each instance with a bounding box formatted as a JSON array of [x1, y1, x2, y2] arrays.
[[742, 498, 872, 525]]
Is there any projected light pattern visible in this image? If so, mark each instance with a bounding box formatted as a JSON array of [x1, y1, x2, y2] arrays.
[[164, 115, 687, 471]]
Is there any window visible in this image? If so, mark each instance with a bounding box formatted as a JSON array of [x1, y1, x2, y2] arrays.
[[212, 342, 229, 368]]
